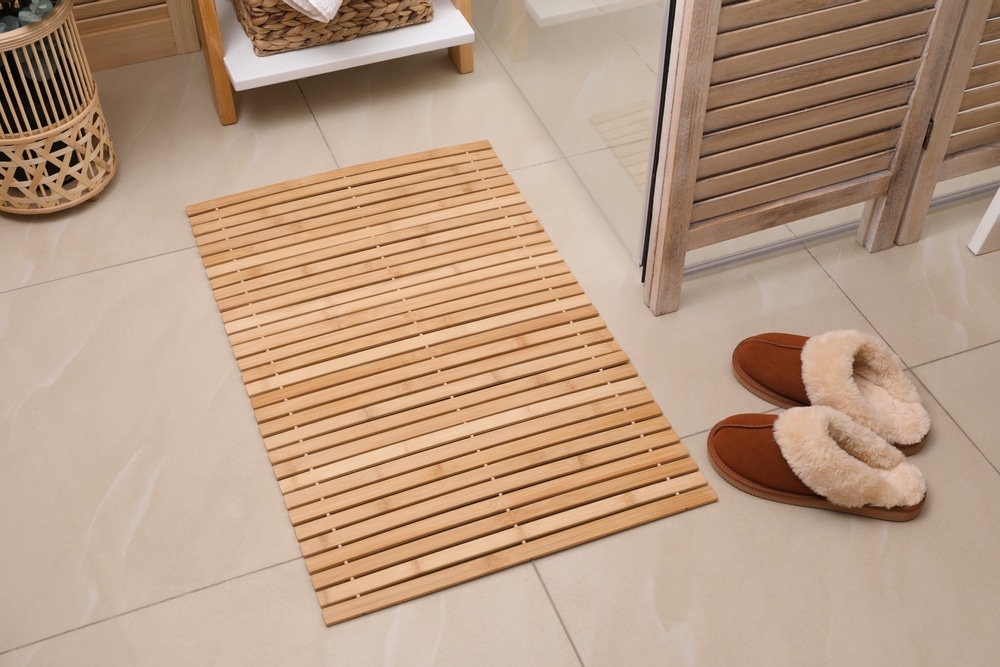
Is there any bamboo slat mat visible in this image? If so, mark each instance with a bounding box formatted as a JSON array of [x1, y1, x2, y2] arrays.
[[186, 140, 717, 626]]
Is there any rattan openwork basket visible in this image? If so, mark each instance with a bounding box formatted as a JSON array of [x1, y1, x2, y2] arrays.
[[232, 0, 434, 57], [0, 0, 117, 215]]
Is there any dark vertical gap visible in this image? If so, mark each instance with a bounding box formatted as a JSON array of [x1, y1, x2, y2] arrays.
[[641, 0, 678, 281]]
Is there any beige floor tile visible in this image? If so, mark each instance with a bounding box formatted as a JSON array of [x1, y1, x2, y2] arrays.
[[806, 195, 1000, 367], [568, 145, 649, 261], [474, 0, 658, 157], [297, 42, 563, 171], [0, 250, 299, 650], [0, 54, 336, 294], [603, 0, 667, 72], [534, 388, 1000, 665], [1, 561, 580, 667], [915, 340, 1000, 468], [0, 619, 134, 667]]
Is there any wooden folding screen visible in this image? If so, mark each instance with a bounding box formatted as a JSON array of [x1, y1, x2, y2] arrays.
[[893, 0, 1000, 244], [645, 0, 1000, 314]]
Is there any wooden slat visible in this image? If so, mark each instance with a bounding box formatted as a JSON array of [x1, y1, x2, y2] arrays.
[[717, 0, 857, 33], [188, 142, 495, 220], [688, 172, 891, 250], [703, 61, 921, 132], [984, 16, 1000, 41], [966, 61, 1000, 89], [947, 122, 1000, 155], [960, 81, 1000, 112], [223, 239, 558, 340], [939, 142, 1000, 180], [712, 11, 933, 85], [259, 320, 608, 435], [700, 86, 912, 156], [283, 397, 664, 507], [952, 102, 1000, 133], [707, 36, 927, 110], [194, 161, 511, 254], [692, 152, 894, 222], [291, 411, 674, 522], [310, 455, 700, 597], [194, 157, 509, 245], [186, 141, 716, 626], [974, 39, 1000, 67], [300, 432, 688, 566], [212, 218, 545, 314], [290, 393, 666, 543], [698, 107, 906, 178], [694, 129, 900, 201], [249, 304, 601, 410], [714, 0, 935, 59], [258, 333, 619, 443], [306, 456, 692, 589]]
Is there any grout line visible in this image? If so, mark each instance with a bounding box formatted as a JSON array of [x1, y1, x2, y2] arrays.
[[908, 339, 1000, 370], [907, 349, 1000, 478], [296, 79, 339, 168], [0, 558, 302, 656], [0, 247, 197, 298], [531, 561, 587, 667]]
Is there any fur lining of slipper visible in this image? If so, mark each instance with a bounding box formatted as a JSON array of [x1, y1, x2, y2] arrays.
[[774, 406, 926, 509], [801, 330, 930, 446]]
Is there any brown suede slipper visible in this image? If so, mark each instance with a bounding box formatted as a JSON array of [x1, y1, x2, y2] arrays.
[[731, 333, 811, 408], [708, 409, 926, 522], [732, 331, 930, 455]]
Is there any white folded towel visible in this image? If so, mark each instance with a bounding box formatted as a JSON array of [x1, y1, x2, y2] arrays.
[[284, 0, 342, 22]]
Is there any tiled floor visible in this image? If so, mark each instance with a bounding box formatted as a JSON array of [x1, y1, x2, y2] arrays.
[[3, 2, 1000, 665]]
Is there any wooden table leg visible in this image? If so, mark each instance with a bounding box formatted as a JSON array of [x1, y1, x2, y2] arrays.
[[192, 0, 238, 124], [448, 0, 474, 73]]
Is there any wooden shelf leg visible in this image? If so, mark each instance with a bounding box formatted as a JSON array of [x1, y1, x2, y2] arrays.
[[192, 0, 238, 125], [448, 0, 474, 73]]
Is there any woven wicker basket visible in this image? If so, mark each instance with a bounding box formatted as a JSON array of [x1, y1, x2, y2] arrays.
[[231, 0, 435, 57], [1, 0, 117, 214]]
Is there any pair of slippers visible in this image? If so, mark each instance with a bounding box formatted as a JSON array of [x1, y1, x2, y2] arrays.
[[708, 330, 930, 521]]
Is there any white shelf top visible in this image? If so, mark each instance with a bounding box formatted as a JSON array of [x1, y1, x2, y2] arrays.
[[220, 0, 475, 91]]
